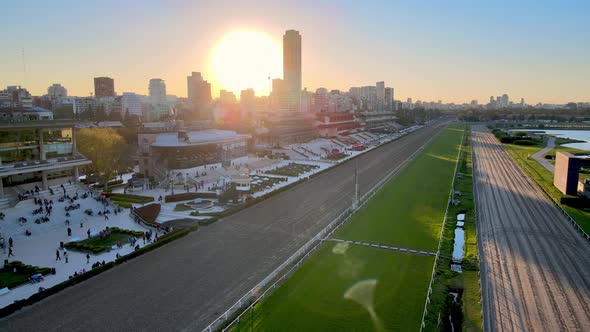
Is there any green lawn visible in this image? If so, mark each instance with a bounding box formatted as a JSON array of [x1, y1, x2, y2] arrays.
[[233, 125, 466, 331], [235, 245, 434, 332], [65, 228, 144, 253], [0, 261, 52, 289], [335, 125, 465, 251], [462, 271, 483, 332]]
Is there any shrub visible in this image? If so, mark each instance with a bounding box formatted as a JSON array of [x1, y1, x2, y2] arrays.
[[512, 139, 535, 146], [174, 204, 193, 212], [164, 192, 217, 203], [108, 194, 154, 204], [198, 217, 219, 226], [115, 201, 132, 208]]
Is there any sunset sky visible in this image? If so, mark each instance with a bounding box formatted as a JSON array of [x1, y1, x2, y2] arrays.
[[1, 0, 588, 103]]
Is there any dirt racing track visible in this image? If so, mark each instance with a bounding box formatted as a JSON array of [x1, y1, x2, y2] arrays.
[[472, 126, 590, 332]]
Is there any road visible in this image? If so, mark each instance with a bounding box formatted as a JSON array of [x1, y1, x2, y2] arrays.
[[472, 126, 590, 331], [1, 122, 448, 331], [531, 135, 555, 173]]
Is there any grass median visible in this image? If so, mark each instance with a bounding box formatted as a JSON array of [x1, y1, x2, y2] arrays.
[[232, 124, 465, 331]]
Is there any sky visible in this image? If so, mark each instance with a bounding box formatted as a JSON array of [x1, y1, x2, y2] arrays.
[[1, 0, 589, 104]]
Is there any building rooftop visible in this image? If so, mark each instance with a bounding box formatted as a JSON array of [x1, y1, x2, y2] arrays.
[[0, 120, 91, 131], [151, 129, 250, 147]]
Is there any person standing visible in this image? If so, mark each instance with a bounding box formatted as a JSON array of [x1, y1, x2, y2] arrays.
[[8, 237, 13, 248], [87, 229, 91, 238], [56, 249, 61, 260], [86, 253, 90, 264], [65, 252, 68, 263], [67, 227, 72, 237]]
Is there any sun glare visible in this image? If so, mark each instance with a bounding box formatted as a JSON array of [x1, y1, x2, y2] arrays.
[[210, 30, 282, 96]]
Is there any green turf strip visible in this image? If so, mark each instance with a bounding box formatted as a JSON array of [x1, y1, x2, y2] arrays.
[[336, 125, 464, 251], [236, 244, 434, 332]]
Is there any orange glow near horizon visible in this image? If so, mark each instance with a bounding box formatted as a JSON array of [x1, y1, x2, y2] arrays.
[[209, 30, 282, 97]]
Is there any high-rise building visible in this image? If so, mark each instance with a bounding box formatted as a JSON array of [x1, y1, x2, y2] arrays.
[[376, 81, 385, 110], [384, 87, 394, 111], [94, 77, 115, 97], [121, 92, 142, 118], [149, 79, 166, 104], [271, 78, 288, 112], [187, 72, 212, 119], [240, 88, 255, 122], [0, 86, 33, 108], [500, 94, 509, 108], [219, 90, 237, 105], [47, 84, 67, 100], [283, 29, 302, 112]]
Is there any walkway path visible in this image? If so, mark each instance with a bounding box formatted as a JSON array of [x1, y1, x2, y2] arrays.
[[532, 136, 556, 173]]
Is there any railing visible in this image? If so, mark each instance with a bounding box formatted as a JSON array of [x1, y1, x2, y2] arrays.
[[420, 128, 465, 331], [201, 124, 440, 332]]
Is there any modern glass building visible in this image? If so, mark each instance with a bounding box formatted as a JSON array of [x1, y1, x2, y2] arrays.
[[0, 121, 91, 197]]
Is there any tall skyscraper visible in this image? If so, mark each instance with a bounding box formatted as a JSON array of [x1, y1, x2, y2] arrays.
[[94, 77, 115, 97], [283, 29, 302, 112], [376, 81, 385, 110], [149, 78, 166, 104], [187, 72, 212, 119], [384, 87, 394, 111]]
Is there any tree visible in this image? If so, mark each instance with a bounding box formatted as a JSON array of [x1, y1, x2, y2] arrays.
[[77, 128, 128, 190]]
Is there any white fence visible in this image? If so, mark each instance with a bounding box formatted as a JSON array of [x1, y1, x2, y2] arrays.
[[201, 124, 442, 332]]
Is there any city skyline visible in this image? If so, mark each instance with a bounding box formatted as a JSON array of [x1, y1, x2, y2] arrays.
[[1, 0, 588, 103]]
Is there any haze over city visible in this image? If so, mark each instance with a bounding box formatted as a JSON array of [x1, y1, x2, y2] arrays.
[[1, 0, 589, 103]]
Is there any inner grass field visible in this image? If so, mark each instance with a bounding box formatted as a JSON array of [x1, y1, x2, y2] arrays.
[[231, 125, 465, 331], [336, 125, 465, 252]]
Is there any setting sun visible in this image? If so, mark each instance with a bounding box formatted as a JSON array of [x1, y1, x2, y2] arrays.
[[210, 30, 282, 96]]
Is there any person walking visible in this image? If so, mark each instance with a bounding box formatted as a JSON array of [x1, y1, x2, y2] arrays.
[[8, 247, 14, 257], [86, 253, 90, 264], [56, 249, 61, 260], [87, 229, 91, 238], [67, 227, 72, 237], [65, 252, 68, 263]]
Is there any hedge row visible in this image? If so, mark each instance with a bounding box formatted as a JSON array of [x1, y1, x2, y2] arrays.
[[198, 217, 219, 226], [0, 228, 190, 318], [109, 227, 144, 237], [114, 201, 132, 208], [164, 192, 217, 203], [64, 242, 104, 254], [109, 194, 154, 204]]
